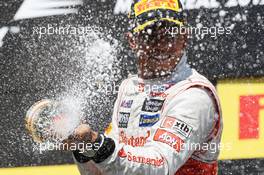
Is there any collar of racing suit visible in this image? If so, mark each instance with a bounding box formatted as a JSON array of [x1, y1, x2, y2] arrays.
[[139, 52, 192, 85]]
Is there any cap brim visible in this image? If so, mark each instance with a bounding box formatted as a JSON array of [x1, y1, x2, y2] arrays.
[[133, 18, 183, 33]]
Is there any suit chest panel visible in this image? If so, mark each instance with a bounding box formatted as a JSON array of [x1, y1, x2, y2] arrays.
[[116, 89, 167, 146]]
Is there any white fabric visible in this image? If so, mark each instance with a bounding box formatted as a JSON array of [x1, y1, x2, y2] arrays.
[[75, 54, 222, 175]]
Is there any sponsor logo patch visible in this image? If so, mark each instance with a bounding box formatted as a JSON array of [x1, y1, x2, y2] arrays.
[[139, 114, 160, 127], [118, 148, 164, 167], [153, 128, 184, 152], [134, 0, 180, 16], [118, 112, 130, 128], [119, 130, 150, 147], [142, 98, 164, 112], [137, 83, 173, 98], [161, 116, 193, 138], [120, 100, 133, 108], [149, 91, 168, 98]]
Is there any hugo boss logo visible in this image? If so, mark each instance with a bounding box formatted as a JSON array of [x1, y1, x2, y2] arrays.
[[141, 98, 165, 112]]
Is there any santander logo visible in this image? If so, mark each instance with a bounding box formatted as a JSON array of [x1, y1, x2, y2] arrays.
[[119, 130, 150, 147]]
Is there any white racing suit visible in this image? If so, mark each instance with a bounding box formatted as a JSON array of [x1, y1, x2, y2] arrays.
[[74, 54, 223, 175]]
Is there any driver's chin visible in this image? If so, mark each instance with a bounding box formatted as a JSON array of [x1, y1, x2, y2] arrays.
[[139, 67, 173, 79], [137, 52, 179, 79]]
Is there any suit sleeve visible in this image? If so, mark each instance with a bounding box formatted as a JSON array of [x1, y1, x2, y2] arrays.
[[94, 87, 216, 175], [73, 79, 128, 175]]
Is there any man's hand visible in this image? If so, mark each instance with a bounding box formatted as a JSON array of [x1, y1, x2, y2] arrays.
[[62, 124, 99, 150]]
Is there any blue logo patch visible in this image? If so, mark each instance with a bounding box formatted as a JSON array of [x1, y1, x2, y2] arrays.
[[139, 114, 160, 127]]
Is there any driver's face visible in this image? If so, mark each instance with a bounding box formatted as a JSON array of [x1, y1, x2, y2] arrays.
[[132, 26, 187, 79]]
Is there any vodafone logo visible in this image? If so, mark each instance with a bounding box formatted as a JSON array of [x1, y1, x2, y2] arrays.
[[154, 129, 184, 152]]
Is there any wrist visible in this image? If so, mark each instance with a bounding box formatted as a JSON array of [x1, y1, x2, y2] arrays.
[[92, 134, 115, 163], [73, 134, 115, 164], [82, 133, 104, 157]]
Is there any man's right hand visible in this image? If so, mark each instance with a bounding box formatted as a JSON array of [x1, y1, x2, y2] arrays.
[[62, 124, 99, 151]]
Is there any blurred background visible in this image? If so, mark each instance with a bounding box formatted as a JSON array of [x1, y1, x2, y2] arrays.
[[0, 0, 264, 174]]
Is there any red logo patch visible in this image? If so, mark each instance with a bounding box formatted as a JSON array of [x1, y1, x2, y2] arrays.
[[161, 116, 175, 128], [138, 83, 145, 92], [118, 148, 127, 158], [119, 150, 164, 167], [153, 128, 184, 152], [119, 130, 150, 147]]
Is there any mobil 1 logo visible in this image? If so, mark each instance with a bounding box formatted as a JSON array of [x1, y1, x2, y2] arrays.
[[142, 98, 165, 112], [118, 112, 130, 128]]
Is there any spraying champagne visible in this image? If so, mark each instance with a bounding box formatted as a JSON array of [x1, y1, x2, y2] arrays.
[[25, 99, 82, 143]]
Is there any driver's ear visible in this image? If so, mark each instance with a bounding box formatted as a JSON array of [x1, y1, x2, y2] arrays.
[[125, 32, 137, 50]]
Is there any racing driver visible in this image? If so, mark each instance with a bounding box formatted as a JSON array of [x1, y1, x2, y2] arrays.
[[66, 0, 223, 174]]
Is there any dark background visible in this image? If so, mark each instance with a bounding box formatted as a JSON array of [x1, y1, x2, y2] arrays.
[[0, 0, 264, 174]]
